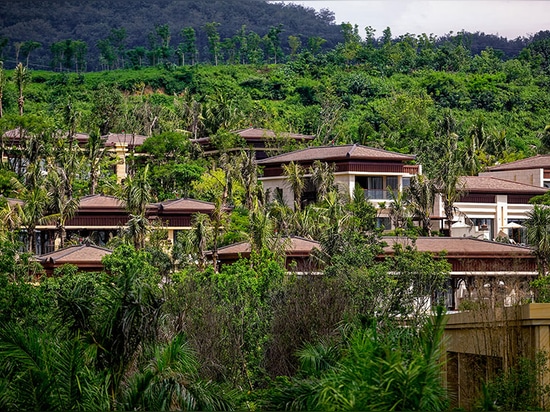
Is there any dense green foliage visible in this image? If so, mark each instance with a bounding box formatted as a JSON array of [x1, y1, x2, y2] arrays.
[[0, 0, 341, 70], [2, 14, 550, 410]]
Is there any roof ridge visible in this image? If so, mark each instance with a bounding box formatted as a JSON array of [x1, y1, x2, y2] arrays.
[[484, 175, 549, 189], [346, 143, 358, 157]]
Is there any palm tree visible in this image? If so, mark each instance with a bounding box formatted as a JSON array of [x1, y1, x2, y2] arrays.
[[0, 323, 110, 411], [388, 188, 409, 232], [433, 125, 465, 237], [209, 198, 229, 272], [310, 160, 335, 203], [116, 165, 152, 249], [87, 131, 107, 195], [406, 175, 436, 236], [235, 150, 259, 210], [282, 161, 306, 211], [117, 334, 235, 411], [249, 206, 276, 253], [525, 205, 550, 276], [10, 178, 49, 253], [44, 173, 80, 249], [13, 63, 29, 116], [190, 212, 212, 270]]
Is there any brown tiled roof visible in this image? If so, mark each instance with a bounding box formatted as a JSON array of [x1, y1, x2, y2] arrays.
[[216, 236, 321, 257], [383, 236, 534, 258], [78, 195, 124, 209], [102, 133, 148, 147], [486, 155, 550, 171], [192, 128, 314, 145], [234, 127, 315, 140], [37, 244, 112, 264], [1, 197, 24, 207], [256, 144, 415, 165], [156, 198, 217, 213], [460, 176, 548, 194], [3, 129, 90, 145]]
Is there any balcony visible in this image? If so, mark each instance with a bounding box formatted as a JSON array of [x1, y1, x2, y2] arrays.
[[364, 189, 398, 200]]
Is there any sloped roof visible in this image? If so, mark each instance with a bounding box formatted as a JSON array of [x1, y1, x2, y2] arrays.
[[1, 196, 24, 207], [383, 236, 534, 258], [486, 155, 550, 171], [256, 144, 415, 165], [156, 198, 217, 213], [459, 176, 548, 194], [78, 194, 124, 209], [37, 243, 112, 264], [3, 128, 90, 145], [233, 127, 314, 140], [192, 128, 314, 145], [102, 133, 148, 147], [216, 236, 321, 257]]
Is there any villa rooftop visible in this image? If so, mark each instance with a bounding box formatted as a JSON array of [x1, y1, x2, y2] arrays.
[[256, 144, 415, 165]]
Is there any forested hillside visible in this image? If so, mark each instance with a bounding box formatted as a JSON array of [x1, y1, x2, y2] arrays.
[[1, 31, 550, 184], [2, 17, 550, 411], [1, 0, 549, 72], [0, 0, 341, 70]]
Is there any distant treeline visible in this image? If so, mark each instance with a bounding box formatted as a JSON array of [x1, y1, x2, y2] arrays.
[[0, 0, 549, 72]]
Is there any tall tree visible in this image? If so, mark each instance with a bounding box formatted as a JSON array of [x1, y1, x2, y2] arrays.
[[203, 22, 221, 66], [180, 27, 198, 65], [310, 160, 335, 203], [20, 41, 41, 67], [119, 165, 152, 249], [433, 112, 465, 237], [154, 24, 172, 63], [13, 63, 29, 116], [264, 24, 283, 64], [406, 175, 436, 236], [108, 27, 127, 68], [86, 130, 107, 195], [282, 161, 306, 211], [288, 35, 301, 60], [11, 180, 49, 253]]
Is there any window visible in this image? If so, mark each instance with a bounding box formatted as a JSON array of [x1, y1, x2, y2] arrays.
[[376, 217, 391, 231], [386, 176, 398, 190]]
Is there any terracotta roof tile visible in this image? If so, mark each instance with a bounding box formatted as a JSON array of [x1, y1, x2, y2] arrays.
[[37, 244, 112, 263], [256, 144, 415, 165], [216, 236, 320, 256], [3, 129, 90, 145], [460, 176, 548, 194], [1, 197, 24, 207], [233, 127, 314, 140], [78, 195, 124, 209], [383, 236, 534, 258], [102, 133, 148, 147], [156, 198, 216, 212], [486, 155, 550, 171]]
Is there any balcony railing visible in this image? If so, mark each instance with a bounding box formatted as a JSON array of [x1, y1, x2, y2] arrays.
[[364, 189, 398, 200]]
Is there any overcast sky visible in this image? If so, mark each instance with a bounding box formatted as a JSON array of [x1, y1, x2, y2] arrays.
[[273, 1, 550, 39]]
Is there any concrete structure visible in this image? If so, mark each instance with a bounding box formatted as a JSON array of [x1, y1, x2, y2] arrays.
[[257, 144, 420, 225], [382, 237, 538, 310], [444, 304, 550, 409], [481, 154, 550, 188], [438, 176, 547, 241], [34, 195, 218, 253], [102, 132, 149, 182]]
